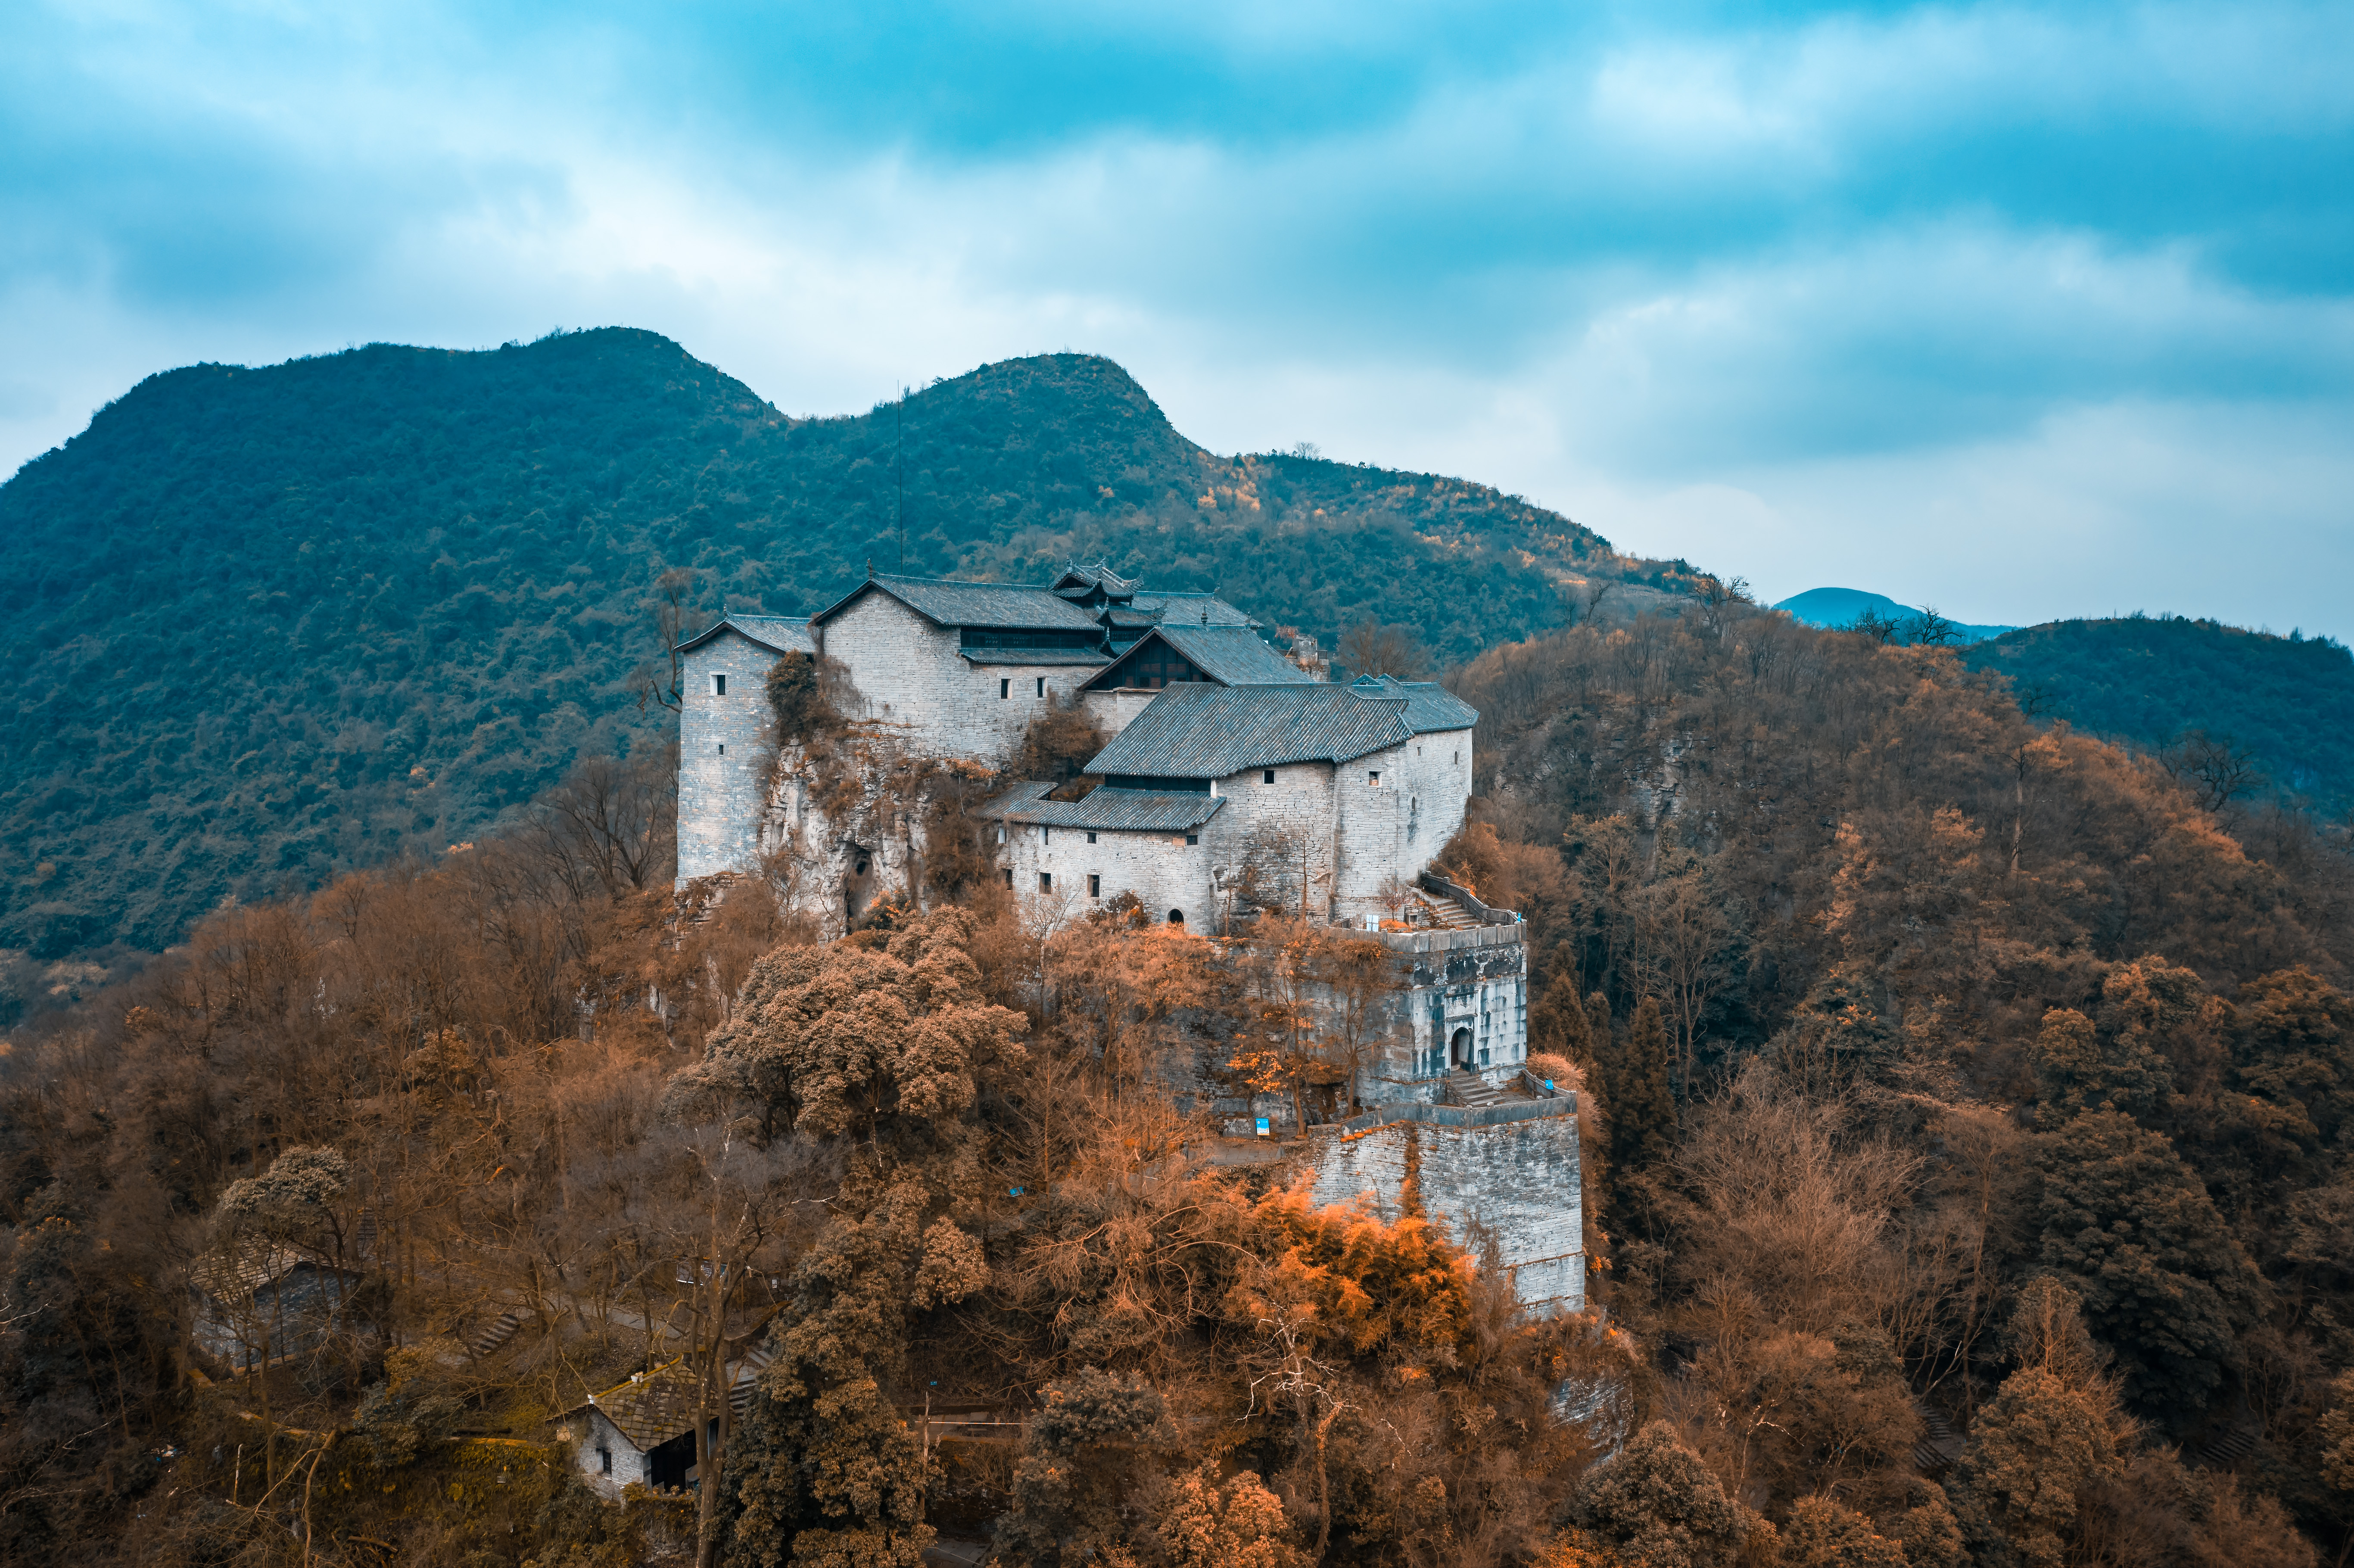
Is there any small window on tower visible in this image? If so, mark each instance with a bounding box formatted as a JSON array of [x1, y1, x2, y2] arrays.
[[1262, 770, 1275, 784], [716, 743, 724, 755], [1003, 868, 1014, 888], [711, 673, 726, 696], [1368, 771, 1381, 787], [1035, 676, 1046, 697], [1089, 874, 1100, 896], [1040, 872, 1053, 893], [598, 1447, 613, 1475], [1000, 678, 1010, 699], [1185, 833, 1200, 845]]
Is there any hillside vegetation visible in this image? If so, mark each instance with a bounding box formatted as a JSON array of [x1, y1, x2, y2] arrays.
[[1962, 615, 2354, 809], [6, 604, 2354, 1567], [0, 329, 1651, 961]]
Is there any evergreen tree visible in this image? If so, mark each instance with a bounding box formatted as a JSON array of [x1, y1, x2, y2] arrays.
[[1572, 1419, 1748, 1568], [1528, 942, 1593, 1065], [2026, 1007, 2167, 1123], [1613, 998, 1678, 1172], [1956, 1367, 2122, 1568], [2034, 1109, 2266, 1417], [1778, 1496, 1908, 1568]]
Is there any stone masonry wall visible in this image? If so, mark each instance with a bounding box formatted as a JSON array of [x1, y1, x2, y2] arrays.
[[1330, 727, 1472, 921], [1305, 1108, 1585, 1313], [1370, 925, 1528, 1093], [819, 591, 1096, 764], [1201, 762, 1339, 922], [679, 630, 787, 882], [996, 817, 1218, 928]]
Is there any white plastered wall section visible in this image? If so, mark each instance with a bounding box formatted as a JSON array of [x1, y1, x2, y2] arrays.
[[1329, 725, 1473, 923], [1202, 762, 1339, 921], [997, 818, 1219, 929], [678, 631, 787, 883], [819, 591, 1100, 764], [573, 1408, 649, 1499]]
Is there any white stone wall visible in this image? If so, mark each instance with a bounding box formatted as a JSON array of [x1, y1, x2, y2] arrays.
[[818, 591, 1098, 764], [1329, 725, 1473, 922], [1080, 688, 1157, 737], [995, 816, 1219, 929], [572, 1407, 649, 1500], [1305, 1111, 1585, 1314], [1202, 762, 1340, 922], [679, 631, 786, 882]]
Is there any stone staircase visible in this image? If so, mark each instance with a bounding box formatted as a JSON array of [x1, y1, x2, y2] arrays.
[[1419, 894, 1482, 931], [729, 1340, 778, 1413], [468, 1307, 526, 1360], [1446, 1070, 1507, 1111]]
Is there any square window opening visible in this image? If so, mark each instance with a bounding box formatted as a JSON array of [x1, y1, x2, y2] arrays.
[[1086, 831, 1097, 843], [1262, 770, 1275, 784], [1367, 771, 1381, 787], [1185, 833, 1200, 845]]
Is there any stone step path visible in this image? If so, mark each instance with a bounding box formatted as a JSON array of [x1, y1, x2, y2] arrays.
[[469, 1308, 526, 1360], [1913, 1401, 1965, 1474], [1422, 895, 1480, 930], [1447, 1070, 1505, 1110], [729, 1341, 778, 1412]]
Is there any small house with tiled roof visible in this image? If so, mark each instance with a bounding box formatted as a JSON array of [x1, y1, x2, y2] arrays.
[[559, 1361, 708, 1498]]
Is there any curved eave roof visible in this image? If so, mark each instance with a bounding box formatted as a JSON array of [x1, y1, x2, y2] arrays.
[[676, 615, 815, 656]]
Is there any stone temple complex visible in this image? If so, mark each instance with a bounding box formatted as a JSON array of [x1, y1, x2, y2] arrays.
[[670, 563, 1582, 1312]]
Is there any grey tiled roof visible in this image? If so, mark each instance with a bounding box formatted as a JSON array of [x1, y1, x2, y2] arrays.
[[675, 614, 816, 656], [814, 575, 1104, 632], [1129, 591, 1256, 628], [1086, 683, 1417, 777], [979, 782, 1227, 832], [1092, 625, 1317, 688], [961, 648, 1113, 666], [1351, 675, 1479, 733], [1054, 562, 1138, 596]]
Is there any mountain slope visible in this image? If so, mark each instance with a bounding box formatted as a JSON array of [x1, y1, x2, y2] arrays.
[[1962, 615, 2354, 807], [0, 328, 1636, 955]]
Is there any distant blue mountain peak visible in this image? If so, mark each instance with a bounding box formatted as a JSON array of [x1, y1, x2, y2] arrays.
[[1774, 587, 2015, 644]]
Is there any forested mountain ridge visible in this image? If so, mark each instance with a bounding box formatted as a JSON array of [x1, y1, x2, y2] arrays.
[[6, 599, 2354, 1567], [1961, 615, 2354, 811], [0, 328, 1641, 960]]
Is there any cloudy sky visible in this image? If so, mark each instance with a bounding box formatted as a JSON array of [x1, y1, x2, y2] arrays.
[[5, 1, 2350, 635]]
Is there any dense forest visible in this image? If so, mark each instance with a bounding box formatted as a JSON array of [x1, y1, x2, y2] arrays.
[[5, 593, 2353, 1568], [0, 328, 1671, 966], [1961, 616, 2354, 812]]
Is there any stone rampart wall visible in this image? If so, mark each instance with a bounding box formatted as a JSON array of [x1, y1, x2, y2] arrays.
[[1305, 1105, 1584, 1313]]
